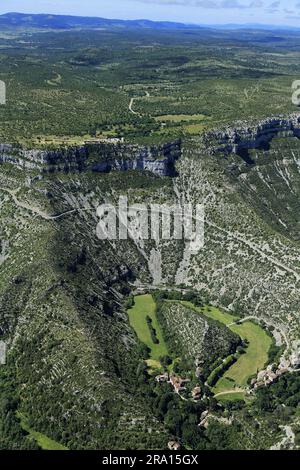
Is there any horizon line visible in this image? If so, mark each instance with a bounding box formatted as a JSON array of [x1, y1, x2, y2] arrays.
[[0, 11, 300, 30]]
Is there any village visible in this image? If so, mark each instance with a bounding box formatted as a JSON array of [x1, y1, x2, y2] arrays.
[[251, 351, 300, 390], [155, 372, 202, 401], [162, 350, 300, 452], [155, 347, 300, 414]]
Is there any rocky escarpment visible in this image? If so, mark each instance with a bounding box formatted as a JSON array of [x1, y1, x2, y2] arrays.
[[204, 113, 300, 163], [0, 140, 181, 177]]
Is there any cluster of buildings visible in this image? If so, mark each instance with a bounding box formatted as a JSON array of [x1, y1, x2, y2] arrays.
[[155, 372, 189, 393], [251, 361, 297, 391], [155, 372, 203, 401], [169, 374, 190, 393], [84, 137, 124, 145], [251, 348, 300, 390], [249, 340, 300, 390], [251, 365, 286, 389]]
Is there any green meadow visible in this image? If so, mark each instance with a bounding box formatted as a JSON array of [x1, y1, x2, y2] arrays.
[[215, 392, 246, 402], [128, 296, 272, 396], [128, 294, 168, 364], [181, 302, 272, 395], [17, 412, 68, 450], [155, 114, 207, 122], [222, 321, 272, 390]]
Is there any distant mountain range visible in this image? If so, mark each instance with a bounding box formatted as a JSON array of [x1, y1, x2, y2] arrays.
[[0, 12, 299, 32], [0, 12, 200, 30]]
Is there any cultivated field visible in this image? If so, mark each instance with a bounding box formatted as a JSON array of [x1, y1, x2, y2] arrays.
[[127, 294, 168, 363]]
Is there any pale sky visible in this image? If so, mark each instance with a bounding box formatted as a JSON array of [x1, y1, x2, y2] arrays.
[[0, 0, 300, 27]]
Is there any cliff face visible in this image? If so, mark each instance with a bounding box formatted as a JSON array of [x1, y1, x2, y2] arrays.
[[0, 140, 182, 177], [205, 113, 300, 160]]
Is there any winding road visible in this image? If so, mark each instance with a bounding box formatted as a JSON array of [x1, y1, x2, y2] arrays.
[[0, 186, 88, 220], [128, 90, 150, 116]]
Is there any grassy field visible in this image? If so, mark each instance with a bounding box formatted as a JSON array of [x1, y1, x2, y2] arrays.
[[17, 412, 68, 450], [155, 114, 207, 122], [182, 302, 272, 395], [181, 301, 238, 325], [128, 294, 168, 363], [215, 392, 246, 402], [182, 123, 207, 134], [220, 321, 272, 390]]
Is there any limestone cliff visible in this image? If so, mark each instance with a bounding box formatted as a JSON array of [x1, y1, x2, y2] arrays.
[[204, 113, 300, 160], [0, 140, 181, 177]]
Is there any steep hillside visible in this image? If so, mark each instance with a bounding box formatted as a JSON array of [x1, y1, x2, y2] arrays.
[[172, 136, 300, 350], [157, 302, 240, 369], [1, 119, 300, 449], [0, 166, 174, 449]]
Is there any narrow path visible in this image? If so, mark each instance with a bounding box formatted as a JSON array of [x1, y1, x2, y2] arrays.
[[214, 389, 244, 398], [128, 90, 150, 116], [0, 186, 88, 221], [172, 177, 300, 282], [129, 97, 139, 115], [206, 219, 300, 282]]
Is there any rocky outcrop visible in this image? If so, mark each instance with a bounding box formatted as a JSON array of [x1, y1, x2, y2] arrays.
[[204, 113, 300, 162], [0, 140, 181, 177]]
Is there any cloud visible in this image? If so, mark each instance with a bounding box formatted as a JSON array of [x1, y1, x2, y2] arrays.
[[135, 0, 264, 9], [265, 1, 280, 13]]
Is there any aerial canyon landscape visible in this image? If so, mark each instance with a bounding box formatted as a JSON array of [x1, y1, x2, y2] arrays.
[[1, 2, 300, 454]]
